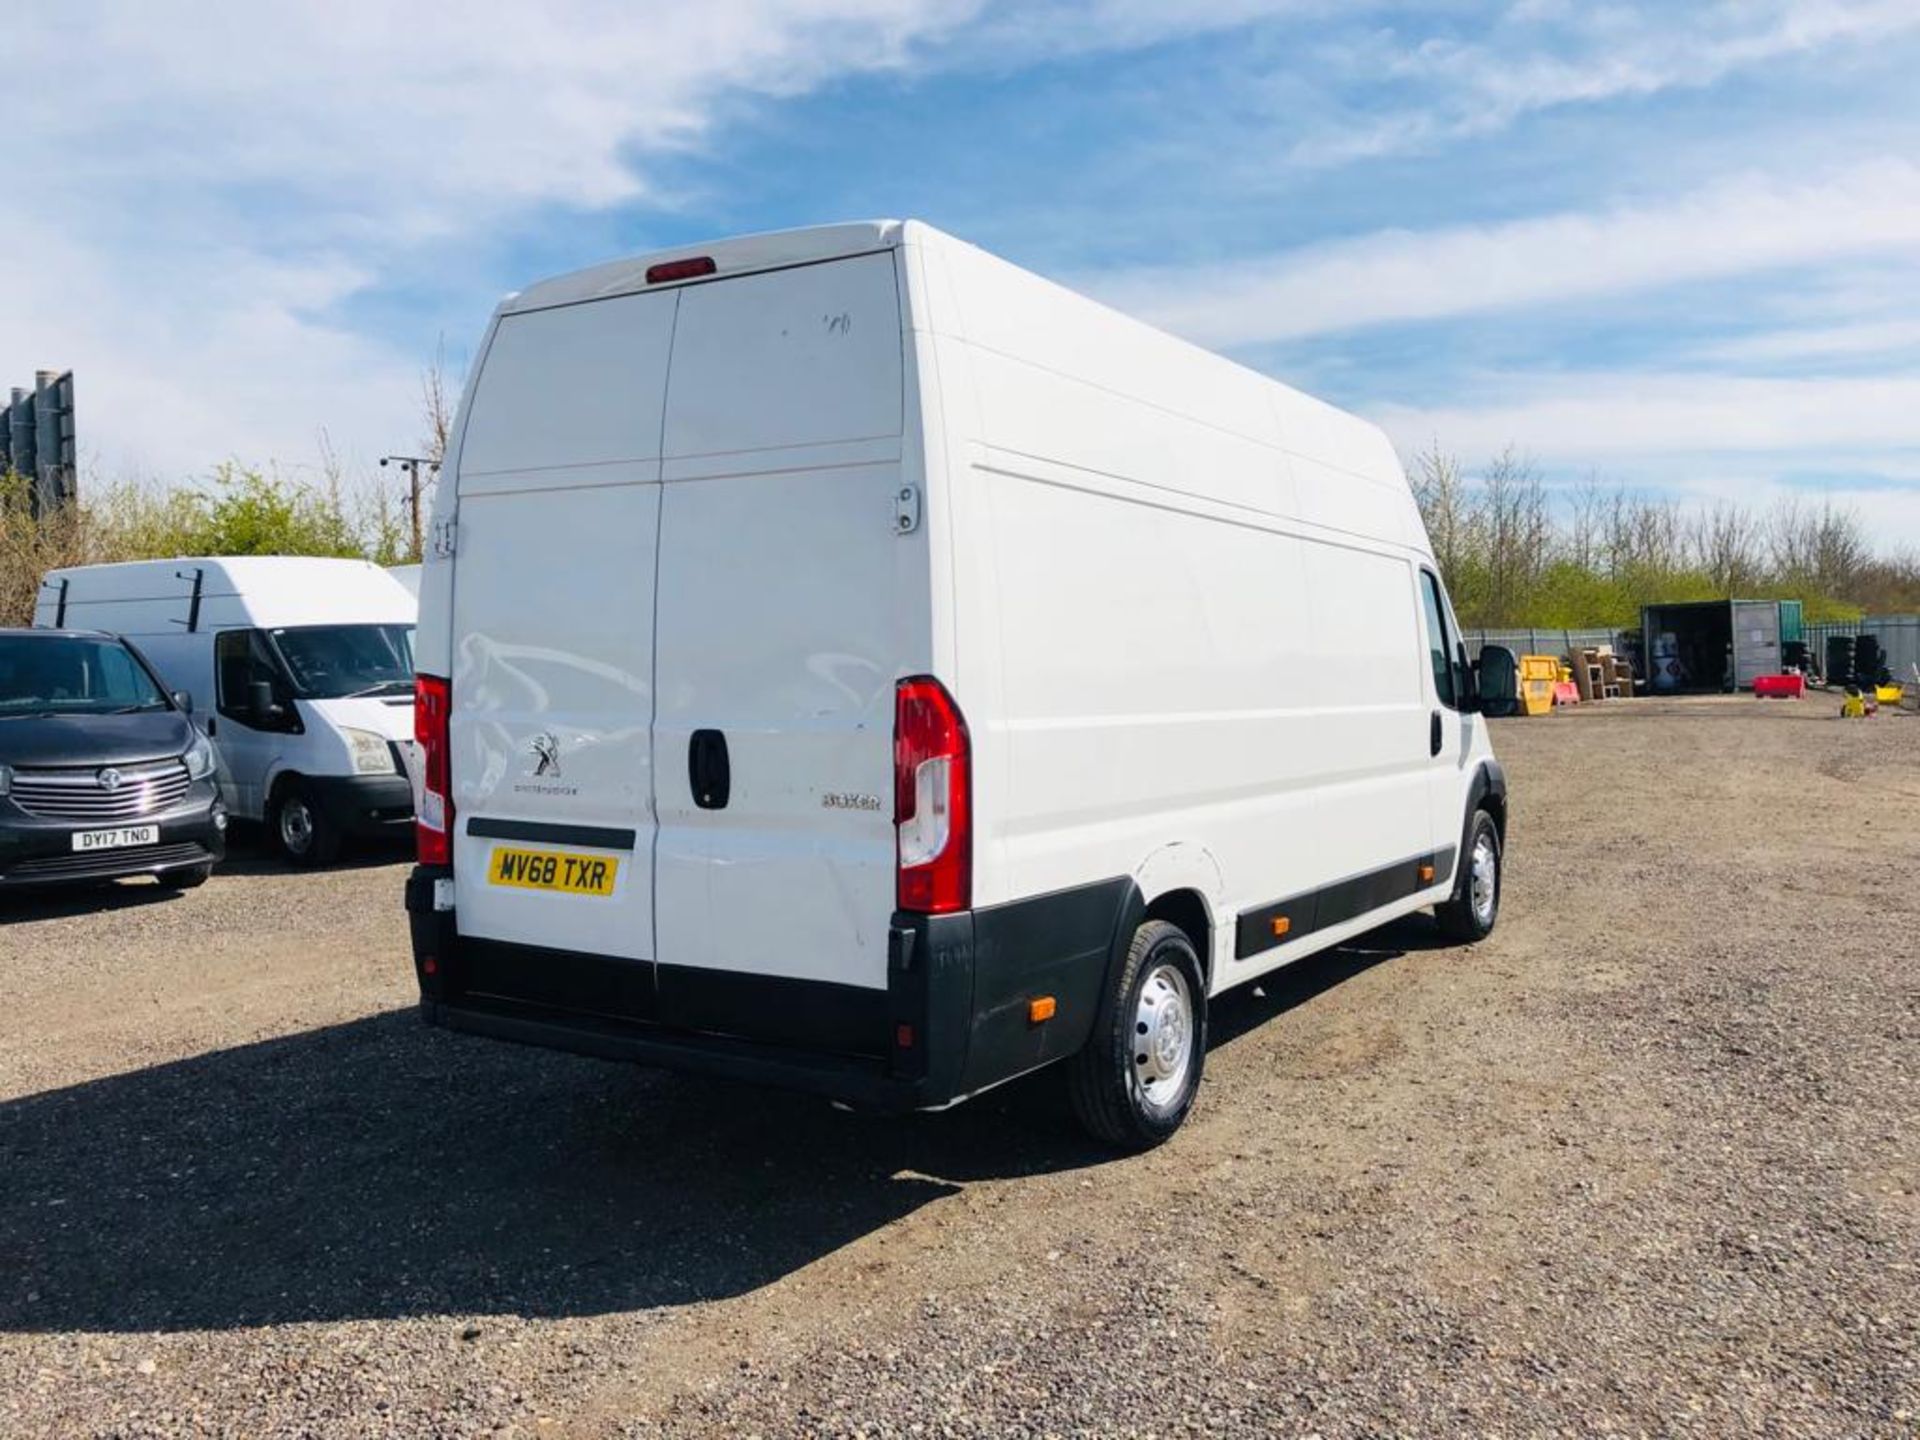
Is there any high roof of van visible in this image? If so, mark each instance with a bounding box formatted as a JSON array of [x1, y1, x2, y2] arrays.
[[491, 219, 1418, 550], [40, 556, 416, 629], [504, 221, 906, 314]]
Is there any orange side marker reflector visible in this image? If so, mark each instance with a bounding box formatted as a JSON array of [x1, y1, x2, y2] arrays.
[[1271, 916, 1291, 938], [1028, 996, 1057, 1025], [1418, 863, 1435, 883]]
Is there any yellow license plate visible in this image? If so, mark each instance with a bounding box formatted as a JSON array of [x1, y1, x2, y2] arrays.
[[487, 846, 618, 896]]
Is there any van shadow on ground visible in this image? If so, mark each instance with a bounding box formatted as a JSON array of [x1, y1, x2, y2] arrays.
[[0, 918, 1434, 1335], [0, 879, 189, 926]]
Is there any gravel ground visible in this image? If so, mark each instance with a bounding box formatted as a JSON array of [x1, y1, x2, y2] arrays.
[[1, 696, 1915, 1438]]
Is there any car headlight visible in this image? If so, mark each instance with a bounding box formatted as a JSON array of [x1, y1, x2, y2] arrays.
[[183, 734, 217, 781], [344, 728, 398, 775], [0, 763, 10, 797]]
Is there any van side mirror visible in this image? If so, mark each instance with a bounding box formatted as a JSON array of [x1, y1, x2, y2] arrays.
[[248, 679, 283, 727], [1458, 647, 1483, 714], [172, 689, 194, 715]]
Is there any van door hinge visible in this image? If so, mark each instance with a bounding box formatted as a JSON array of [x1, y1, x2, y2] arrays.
[[429, 517, 457, 559], [893, 485, 921, 536]]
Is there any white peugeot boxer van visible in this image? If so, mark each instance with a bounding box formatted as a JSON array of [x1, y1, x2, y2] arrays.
[[37, 557, 419, 866], [407, 221, 1506, 1148]]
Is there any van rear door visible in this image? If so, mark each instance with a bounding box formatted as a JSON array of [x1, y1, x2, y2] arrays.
[[447, 289, 676, 968], [650, 251, 914, 1052]]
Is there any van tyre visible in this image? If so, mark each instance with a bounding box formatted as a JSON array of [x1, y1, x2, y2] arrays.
[[1437, 808, 1501, 942], [1068, 919, 1207, 1150], [155, 864, 212, 891], [271, 781, 340, 867]]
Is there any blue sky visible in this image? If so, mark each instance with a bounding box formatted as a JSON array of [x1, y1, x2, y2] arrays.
[[4, 1, 1919, 544]]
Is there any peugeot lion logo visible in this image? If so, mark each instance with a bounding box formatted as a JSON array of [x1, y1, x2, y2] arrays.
[[97, 767, 123, 792], [529, 732, 561, 779]]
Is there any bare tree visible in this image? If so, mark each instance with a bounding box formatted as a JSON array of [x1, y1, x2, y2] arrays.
[[1767, 496, 1813, 580], [1768, 496, 1868, 595], [1605, 490, 1684, 577], [1562, 471, 1610, 573], [1478, 446, 1550, 625], [421, 336, 457, 467], [1689, 501, 1762, 593], [1410, 440, 1471, 583], [1809, 500, 1869, 596]]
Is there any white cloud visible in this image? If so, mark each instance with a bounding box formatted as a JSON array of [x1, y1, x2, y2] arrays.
[[0, 1, 988, 482], [1291, 0, 1920, 166], [951, 0, 1338, 57], [1084, 159, 1920, 348], [1369, 371, 1920, 463], [11, 3, 983, 227], [1694, 319, 1920, 365]]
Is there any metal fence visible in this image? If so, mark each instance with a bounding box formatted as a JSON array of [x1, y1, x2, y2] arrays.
[[1459, 627, 1631, 662], [1465, 615, 1920, 682], [1806, 615, 1920, 681]]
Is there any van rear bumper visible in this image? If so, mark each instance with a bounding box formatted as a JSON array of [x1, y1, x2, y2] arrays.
[[429, 991, 926, 1111], [405, 867, 1137, 1112]]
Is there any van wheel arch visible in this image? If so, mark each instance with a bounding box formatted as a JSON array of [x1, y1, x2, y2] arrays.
[[1141, 887, 1215, 991], [1464, 761, 1508, 851], [1093, 883, 1216, 1018]]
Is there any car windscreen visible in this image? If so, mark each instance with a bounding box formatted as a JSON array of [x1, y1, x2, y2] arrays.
[[0, 635, 170, 716], [268, 624, 415, 699]]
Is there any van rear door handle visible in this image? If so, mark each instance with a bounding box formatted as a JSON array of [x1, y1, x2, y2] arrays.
[[689, 729, 730, 810], [1430, 710, 1443, 756]]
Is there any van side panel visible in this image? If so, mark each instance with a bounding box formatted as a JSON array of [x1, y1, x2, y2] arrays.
[[976, 463, 1431, 964], [929, 229, 1443, 989]]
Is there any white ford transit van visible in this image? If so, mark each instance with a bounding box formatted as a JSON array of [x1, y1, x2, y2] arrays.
[[407, 221, 1506, 1148], [36, 557, 419, 865]]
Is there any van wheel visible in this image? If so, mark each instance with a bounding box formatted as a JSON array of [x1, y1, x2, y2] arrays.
[[271, 782, 340, 868], [1068, 920, 1207, 1150], [155, 864, 212, 891], [1436, 809, 1501, 941]]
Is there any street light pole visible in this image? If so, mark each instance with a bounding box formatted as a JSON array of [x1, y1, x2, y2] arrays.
[[379, 454, 441, 560]]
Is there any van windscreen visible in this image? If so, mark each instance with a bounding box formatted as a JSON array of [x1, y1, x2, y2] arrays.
[[269, 624, 415, 699]]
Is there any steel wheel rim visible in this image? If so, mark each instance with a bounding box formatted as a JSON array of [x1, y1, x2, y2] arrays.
[[280, 798, 314, 855], [1470, 831, 1498, 926], [1130, 961, 1195, 1116]]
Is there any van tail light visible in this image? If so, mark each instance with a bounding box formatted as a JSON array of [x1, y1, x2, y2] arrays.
[[894, 676, 971, 914], [415, 672, 453, 867]]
